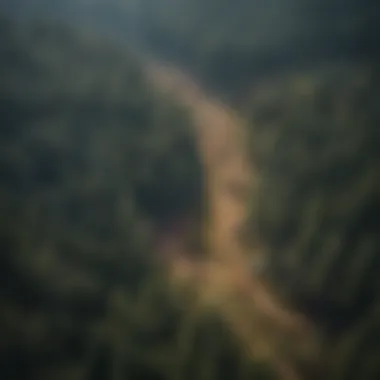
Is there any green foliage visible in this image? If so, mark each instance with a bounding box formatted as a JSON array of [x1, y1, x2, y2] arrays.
[[244, 65, 380, 379], [3, 1, 380, 378], [0, 16, 277, 380], [4, 0, 379, 99], [0, 17, 193, 380], [132, 0, 380, 99]]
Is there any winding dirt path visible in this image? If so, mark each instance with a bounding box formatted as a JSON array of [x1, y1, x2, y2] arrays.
[[146, 60, 316, 380]]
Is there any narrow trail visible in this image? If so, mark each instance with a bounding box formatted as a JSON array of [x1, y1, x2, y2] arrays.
[[146, 61, 316, 380]]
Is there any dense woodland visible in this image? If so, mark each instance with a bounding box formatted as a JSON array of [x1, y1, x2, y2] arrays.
[[1, 1, 380, 379], [0, 16, 278, 380], [244, 66, 380, 379], [130, 0, 379, 98], [5, 0, 379, 99]]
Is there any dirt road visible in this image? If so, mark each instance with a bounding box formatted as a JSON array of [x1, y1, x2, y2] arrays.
[[146, 60, 316, 380]]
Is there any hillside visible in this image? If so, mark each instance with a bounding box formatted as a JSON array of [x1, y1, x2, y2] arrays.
[[0, 16, 206, 380], [133, 0, 380, 100], [243, 64, 380, 379], [0, 14, 311, 380], [1, 2, 379, 380]]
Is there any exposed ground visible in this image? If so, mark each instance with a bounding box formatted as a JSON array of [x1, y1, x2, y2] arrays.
[[145, 60, 318, 380]]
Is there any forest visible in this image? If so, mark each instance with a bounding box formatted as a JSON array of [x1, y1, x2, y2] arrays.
[[0, 1, 379, 380], [135, 0, 380, 100], [0, 12, 280, 380], [244, 66, 380, 379], [5, 0, 379, 100]]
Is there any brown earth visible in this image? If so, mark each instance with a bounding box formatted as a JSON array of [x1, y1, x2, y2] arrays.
[[145, 61, 318, 380]]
